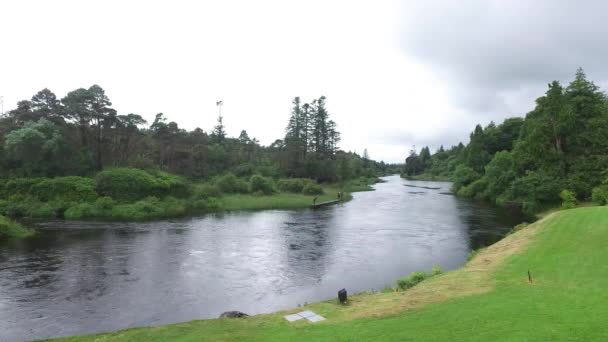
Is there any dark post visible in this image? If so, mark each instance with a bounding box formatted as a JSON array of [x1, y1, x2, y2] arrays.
[[338, 288, 347, 304], [528, 270, 532, 283]]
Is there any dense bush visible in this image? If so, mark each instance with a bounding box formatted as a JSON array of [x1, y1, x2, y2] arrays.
[[1, 178, 45, 197], [249, 175, 275, 195], [508, 170, 561, 214], [592, 185, 608, 205], [396, 271, 428, 290], [457, 178, 488, 199], [31, 176, 96, 202], [452, 165, 480, 192], [302, 182, 324, 195], [277, 178, 307, 193], [95, 196, 115, 210], [151, 171, 190, 198], [0, 214, 34, 239], [64, 203, 99, 220], [560, 190, 577, 209], [95, 168, 189, 202], [192, 184, 222, 200], [214, 173, 249, 194]]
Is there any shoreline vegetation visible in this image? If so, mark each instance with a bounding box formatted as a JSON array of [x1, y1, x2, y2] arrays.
[[400, 69, 608, 216], [0, 168, 384, 224], [0, 214, 34, 239], [50, 205, 608, 341]]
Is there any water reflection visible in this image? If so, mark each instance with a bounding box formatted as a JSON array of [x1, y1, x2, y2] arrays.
[[0, 175, 523, 341]]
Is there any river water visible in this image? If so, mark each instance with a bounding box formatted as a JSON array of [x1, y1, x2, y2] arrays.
[[0, 175, 524, 341]]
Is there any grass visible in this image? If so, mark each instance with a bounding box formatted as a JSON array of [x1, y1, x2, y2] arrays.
[[0, 214, 34, 239], [220, 187, 352, 211], [49, 206, 608, 341]]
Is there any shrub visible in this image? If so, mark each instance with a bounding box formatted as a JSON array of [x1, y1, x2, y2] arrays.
[[1, 195, 41, 218], [432, 265, 443, 275], [29, 203, 55, 218], [302, 183, 324, 195], [560, 189, 577, 210], [0, 215, 34, 239], [161, 196, 187, 217], [214, 173, 249, 194], [188, 198, 220, 211], [2, 178, 45, 197], [249, 175, 275, 195], [396, 271, 428, 290], [95, 196, 115, 210], [64, 203, 99, 220], [233, 163, 255, 177], [592, 185, 608, 205], [31, 176, 96, 202], [277, 179, 306, 193], [95, 168, 188, 202], [151, 171, 190, 198], [194, 184, 222, 199], [457, 178, 488, 198], [508, 170, 562, 214], [48, 200, 74, 218]]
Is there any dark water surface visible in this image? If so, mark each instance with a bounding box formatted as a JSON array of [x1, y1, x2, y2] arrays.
[[0, 175, 525, 341]]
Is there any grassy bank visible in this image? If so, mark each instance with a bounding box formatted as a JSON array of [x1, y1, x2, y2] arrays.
[[0, 171, 380, 222], [0, 215, 34, 239], [220, 188, 352, 211], [50, 206, 608, 341]]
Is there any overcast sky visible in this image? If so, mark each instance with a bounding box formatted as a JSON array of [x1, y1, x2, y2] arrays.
[[2, 0, 608, 163]]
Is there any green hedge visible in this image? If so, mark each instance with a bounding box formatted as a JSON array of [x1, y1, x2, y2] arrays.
[[31, 176, 96, 202], [95, 168, 189, 202]]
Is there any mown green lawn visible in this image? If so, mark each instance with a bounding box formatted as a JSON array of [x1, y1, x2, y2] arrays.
[[49, 207, 608, 341]]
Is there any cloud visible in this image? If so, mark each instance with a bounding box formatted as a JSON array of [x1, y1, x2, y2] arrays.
[[400, 0, 608, 116]]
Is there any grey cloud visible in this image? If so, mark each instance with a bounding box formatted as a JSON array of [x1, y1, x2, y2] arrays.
[[401, 0, 608, 115]]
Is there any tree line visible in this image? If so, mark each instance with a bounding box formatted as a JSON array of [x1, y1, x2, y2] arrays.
[[402, 68, 608, 213], [0, 86, 392, 181]]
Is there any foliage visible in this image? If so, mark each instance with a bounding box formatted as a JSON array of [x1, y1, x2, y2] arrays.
[[277, 178, 310, 193], [3, 119, 64, 176], [396, 271, 429, 291], [591, 185, 608, 205], [302, 182, 324, 195], [31, 176, 96, 202], [400, 69, 608, 213], [192, 184, 222, 199], [0, 87, 392, 187], [214, 173, 249, 194], [432, 265, 443, 276], [0, 215, 34, 239], [249, 175, 275, 195], [559, 190, 577, 209], [95, 168, 188, 202]]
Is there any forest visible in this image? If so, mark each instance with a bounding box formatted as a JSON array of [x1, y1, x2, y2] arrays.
[[0, 88, 396, 223], [402, 68, 608, 213]]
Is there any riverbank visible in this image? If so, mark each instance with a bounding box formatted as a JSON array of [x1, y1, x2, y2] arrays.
[[0, 214, 34, 239], [50, 206, 608, 341], [0, 170, 381, 222], [401, 173, 452, 182]]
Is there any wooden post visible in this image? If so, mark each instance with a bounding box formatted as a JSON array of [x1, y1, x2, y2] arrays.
[[528, 270, 532, 283]]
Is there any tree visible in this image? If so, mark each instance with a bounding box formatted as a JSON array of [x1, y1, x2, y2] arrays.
[[31, 88, 64, 123], [211, 113, 226, 144], [88, 85, 116, 170], [4, 119, 64, 176]]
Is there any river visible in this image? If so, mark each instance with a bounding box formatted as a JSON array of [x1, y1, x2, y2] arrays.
[[0, 175, 525, 341]]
